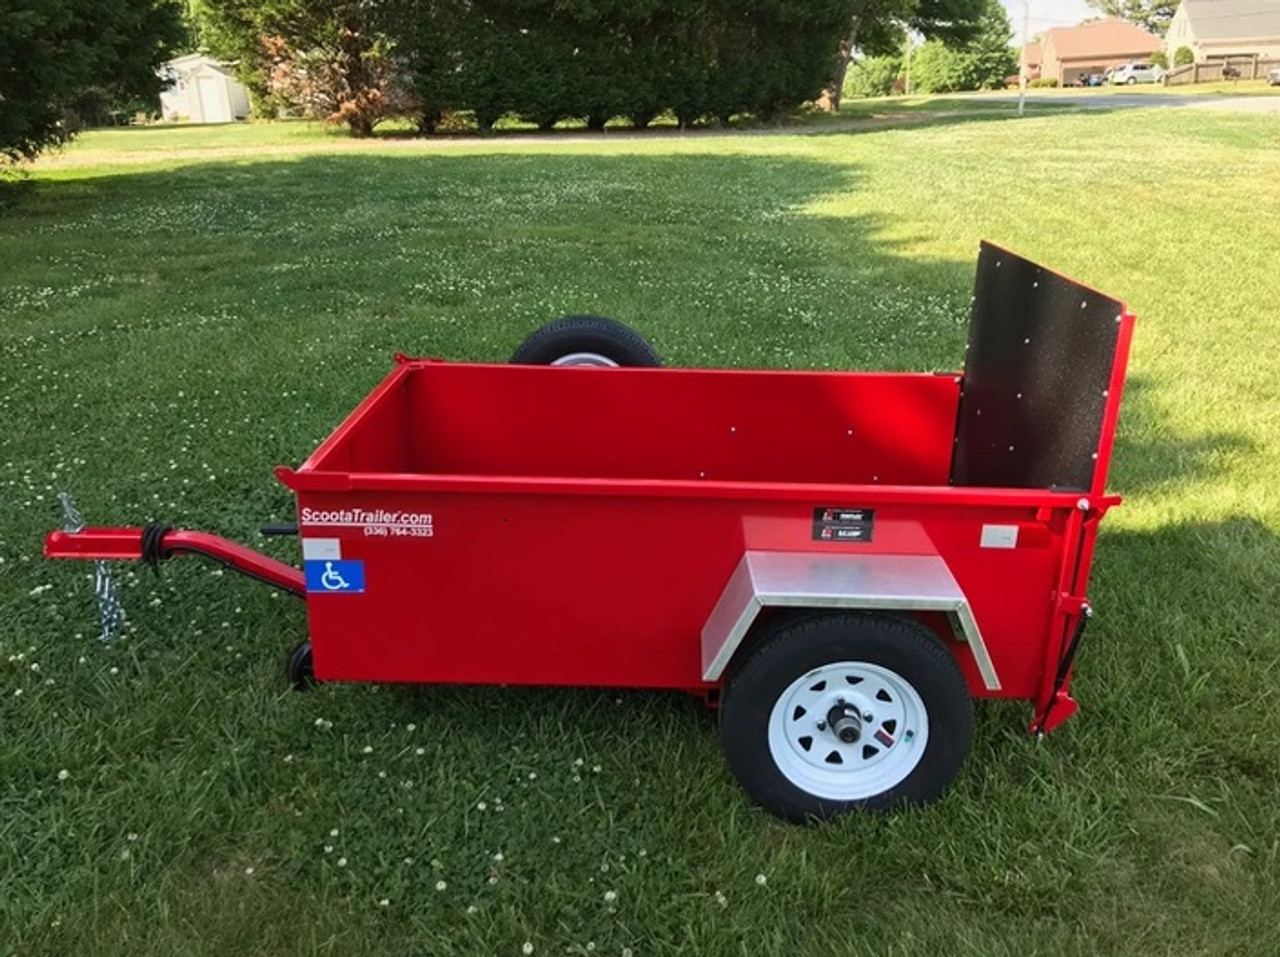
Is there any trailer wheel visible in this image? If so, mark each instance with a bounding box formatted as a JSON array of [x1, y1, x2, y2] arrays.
[[510, 315, 662, 367], [719, 613, 972, 822], [287, 640, 316, 691]]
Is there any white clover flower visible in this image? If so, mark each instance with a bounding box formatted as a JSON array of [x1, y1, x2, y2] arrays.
[[379, 899, 390, 907], [415, 747, 425, 756], [435, 880, 447, 891], [57, 769, 69, 781], [337, 857, 348, 867], [406, 723, 416, 732], [362, 745, 373, 754], [755, 873, 767, 886], [522, 943, 534, 955], [492, 852, 504, 862], [603, 890, 617, 903], [330, 828, 339, 837]]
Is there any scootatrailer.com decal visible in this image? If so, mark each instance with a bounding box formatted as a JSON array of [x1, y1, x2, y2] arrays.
[[300, 507, 434, 539]]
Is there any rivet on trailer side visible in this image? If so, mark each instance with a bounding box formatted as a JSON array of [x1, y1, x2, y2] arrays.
[[45, 242, 1134, 823]]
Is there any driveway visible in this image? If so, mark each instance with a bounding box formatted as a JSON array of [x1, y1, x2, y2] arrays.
[[948, 91, 1280, 114]]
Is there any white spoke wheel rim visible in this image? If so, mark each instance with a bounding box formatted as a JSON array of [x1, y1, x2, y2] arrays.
[[550, 352, 619, 367], [767, 661, 929, 801]]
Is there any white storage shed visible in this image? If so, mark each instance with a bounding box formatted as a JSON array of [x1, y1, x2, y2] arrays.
[[159, 54, 251, 124]]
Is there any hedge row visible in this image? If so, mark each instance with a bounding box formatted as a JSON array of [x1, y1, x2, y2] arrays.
[[405, 0, 857, 130]]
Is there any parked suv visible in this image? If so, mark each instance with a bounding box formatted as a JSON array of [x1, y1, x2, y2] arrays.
[[1110, 62, 1164, 85]]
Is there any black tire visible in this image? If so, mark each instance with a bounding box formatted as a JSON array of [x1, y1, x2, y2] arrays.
[[719, 612, 973, 822], [286, 640, 316, 691], [1126, 77, 1137, 85], [509, 315, 662, 367]]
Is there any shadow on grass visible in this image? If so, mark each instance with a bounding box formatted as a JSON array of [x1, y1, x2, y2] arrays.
[[6, 149, 976, 365]]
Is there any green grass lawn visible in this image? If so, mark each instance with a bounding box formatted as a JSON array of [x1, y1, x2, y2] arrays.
[[3, 109, 1279, 955]]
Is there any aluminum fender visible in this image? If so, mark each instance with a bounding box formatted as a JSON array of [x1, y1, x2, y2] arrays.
[[700, 552, 1001, 691]]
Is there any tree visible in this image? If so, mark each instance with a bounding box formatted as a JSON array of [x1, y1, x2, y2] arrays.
[[1084, 1, 1180, 36], [843, 55, 901, 98], [0, 0, 183, 162], [197, 0, 418, 135], [820, 0, 988, 112], [1173, 45, 1194, 66], [959, 0, 1016, 90], [907, 0, 1014, 94]]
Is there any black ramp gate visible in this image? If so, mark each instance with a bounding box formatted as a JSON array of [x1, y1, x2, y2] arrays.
[[950, 241, 1128, 492]]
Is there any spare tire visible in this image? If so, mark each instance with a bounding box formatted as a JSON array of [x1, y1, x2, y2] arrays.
[[510, 315, 662, 367]]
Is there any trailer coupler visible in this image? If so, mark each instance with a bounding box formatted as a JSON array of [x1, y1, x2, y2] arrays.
[[46, 521, 306, 599]]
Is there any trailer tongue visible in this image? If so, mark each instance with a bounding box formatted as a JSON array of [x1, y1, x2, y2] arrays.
[[45, 242, 1134, 821]]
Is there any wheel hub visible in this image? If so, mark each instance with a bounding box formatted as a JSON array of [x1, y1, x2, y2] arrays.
[[827, 702, 863, 744]]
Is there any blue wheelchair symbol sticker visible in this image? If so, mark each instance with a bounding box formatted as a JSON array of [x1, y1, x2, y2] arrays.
[[305, 559, 365, 594]]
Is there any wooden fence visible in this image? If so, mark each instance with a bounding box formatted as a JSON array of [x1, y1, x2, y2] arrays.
[[1166, 57, 1280, 86]]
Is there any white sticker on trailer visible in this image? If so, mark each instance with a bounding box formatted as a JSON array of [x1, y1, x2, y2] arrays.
[[979, 524, 1019, 549], [302, 538, 342, 561]]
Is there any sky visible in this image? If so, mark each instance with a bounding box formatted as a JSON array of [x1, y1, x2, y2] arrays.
[[999, 0, 1099, 45]]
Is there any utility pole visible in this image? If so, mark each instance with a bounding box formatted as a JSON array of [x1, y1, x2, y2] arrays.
[[1018, 0, 1031, 117]]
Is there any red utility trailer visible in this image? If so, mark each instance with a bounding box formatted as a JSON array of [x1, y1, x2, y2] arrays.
[[46, 243, 1134, 822]]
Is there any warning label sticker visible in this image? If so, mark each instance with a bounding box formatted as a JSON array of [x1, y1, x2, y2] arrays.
[[812, 507, 875, 543]]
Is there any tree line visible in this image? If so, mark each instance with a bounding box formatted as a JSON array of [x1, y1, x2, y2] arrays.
[[196, 0, 865, 136]]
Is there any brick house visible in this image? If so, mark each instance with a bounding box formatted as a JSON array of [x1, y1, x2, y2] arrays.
[[1039, 18, 1162, 86]]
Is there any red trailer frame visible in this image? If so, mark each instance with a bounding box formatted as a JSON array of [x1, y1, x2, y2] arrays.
[[45, 242, 1135, 821]]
